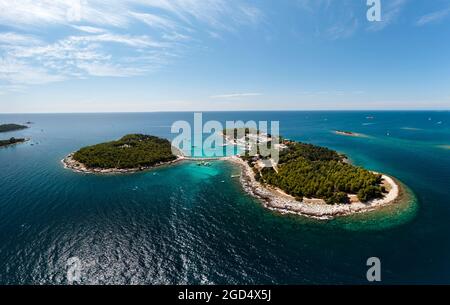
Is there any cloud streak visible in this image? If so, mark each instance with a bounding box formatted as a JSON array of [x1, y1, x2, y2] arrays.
[[416, 7, 450, 26], [367, 0, 408, 32], [210, 93, 262, 99], [0, 0, 263, 88]]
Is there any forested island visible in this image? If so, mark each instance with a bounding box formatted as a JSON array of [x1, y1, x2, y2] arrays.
[[241, 141, 385, 205], [63, 131, 402, 218], [0, 124, 28, 133], [226, 129, 402, 219], [0, 137, 27, 148], [63, 134, 179, 173]]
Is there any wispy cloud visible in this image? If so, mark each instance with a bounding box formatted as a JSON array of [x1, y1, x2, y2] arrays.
[[298, 90, 365, 97], [0, 32, 42, 45], [296, 0, 360, 40], [367, 0, 408, 32], [71, 25, 107, 34], [0, 0, 263, 89], [210, 93, 262, 99], [297, 0, 409, 38], [416, 7, 450, 26], [0, 57, 66, 85], [130, 11, 179, 31], [326, 18, 358, 40]]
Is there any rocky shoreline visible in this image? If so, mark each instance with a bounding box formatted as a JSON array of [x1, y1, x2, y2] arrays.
[[62, 153, 185, 174], [228, 156, 402, 220]]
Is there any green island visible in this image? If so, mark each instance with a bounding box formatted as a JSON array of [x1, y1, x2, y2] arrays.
[[0, 137, 27, 148], [64, 134, 178, 173], [63, 130, 401, 218], [224, 128, 387, 205], [226, 129, 402, 219], [0, 124, 28, 133], [244, 141, 384, 204]]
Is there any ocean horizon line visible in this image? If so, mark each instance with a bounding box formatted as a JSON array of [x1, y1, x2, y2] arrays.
[[1, 109, 449, 115]]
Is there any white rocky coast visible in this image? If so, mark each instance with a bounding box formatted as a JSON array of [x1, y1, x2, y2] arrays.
[[229, 156, 402, 220]]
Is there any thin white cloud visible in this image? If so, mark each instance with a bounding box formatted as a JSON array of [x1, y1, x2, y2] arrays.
[[68, 33, 168, 48], [71, 25, 107, 34], [0, 0, 263, 89], [0, 57, 66, 85], [210, 93, 262, 99], [367, 0, 408, 32], [327, 18, 358, 40], [130, 11, 178, 30], [162, 32, 191, 42], [416, 7, 450, 26], [0, 0, 263, 30], [0, 32, 42, 46], [297, 0, 408, 37], [76, 61, 143, 77]]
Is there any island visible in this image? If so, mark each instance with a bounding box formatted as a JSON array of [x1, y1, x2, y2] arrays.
[[225, 129, 402, 219], [0, 124, 29, 133], [333, 130, 366, 137], [0, 137, 27, 148], [63, 131, 403, 219], [62, 134, 181, 174]]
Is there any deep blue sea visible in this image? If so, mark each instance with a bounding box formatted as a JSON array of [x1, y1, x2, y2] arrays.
[[0, 111, 449, 284]]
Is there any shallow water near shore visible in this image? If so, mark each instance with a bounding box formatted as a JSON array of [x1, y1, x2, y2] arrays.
[[0, 111, 449, 284]]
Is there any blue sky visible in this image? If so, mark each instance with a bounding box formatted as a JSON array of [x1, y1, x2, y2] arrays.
[[0, 0, 449, 113]]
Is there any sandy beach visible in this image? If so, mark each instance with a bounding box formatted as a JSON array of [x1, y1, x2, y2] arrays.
[[228, 156, 402, 220]]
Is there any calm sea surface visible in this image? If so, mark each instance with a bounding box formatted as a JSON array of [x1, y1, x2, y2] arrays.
[[0, 111, 449, 284]]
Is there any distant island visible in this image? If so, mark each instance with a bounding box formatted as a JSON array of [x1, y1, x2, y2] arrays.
[[333, 130, 366, 137], [0, 124, 29, 148], [0, 137, 27, 148], [0, 124, 28, 133], [63, 134, 180, 174]]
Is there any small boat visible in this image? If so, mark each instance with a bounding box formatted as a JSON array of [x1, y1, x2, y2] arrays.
[[197, 161, 211, 167]]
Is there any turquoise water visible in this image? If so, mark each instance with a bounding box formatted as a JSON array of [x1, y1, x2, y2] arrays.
[[0, 111, 449, 284]]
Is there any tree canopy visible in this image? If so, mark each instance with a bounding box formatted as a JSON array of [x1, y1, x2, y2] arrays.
[[250, 141, 385, 204], [73, 134, 177, 169], [0, 124, 28, 133], [0, 137, 26, 147]]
